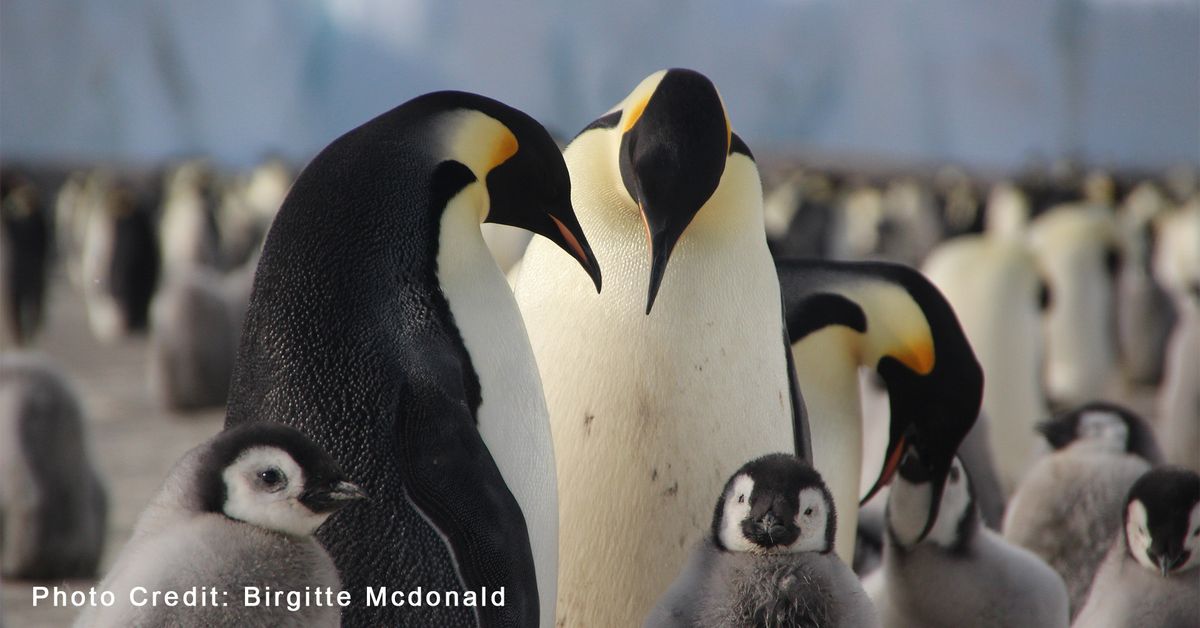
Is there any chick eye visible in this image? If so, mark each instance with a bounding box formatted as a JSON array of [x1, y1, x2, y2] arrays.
[[257, 468, 286, 491], [949, 467, 960, 483], [804, 507, 814, 516], [737, 494, 745, 504]]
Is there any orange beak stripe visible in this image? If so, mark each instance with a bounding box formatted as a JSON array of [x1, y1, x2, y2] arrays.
[[550, 214, 590, 269]]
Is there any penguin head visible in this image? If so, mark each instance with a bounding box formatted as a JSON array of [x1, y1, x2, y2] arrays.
[[573, 68, 745, 313], [836, 264, 982, 544], [1035, 402, 1161, 461], [712, 454, 836, 555], [198, 423, 366, 537], [886, 450, 977, 551], [435, 92, 601, 291], [1123, 467, 1200, 577]]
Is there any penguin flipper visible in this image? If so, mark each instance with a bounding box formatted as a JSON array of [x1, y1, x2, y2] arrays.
[[783, 319, 812, 463], [398, 353, 539, 627]]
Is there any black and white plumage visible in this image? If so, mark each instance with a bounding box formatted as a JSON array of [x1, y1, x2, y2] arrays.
[[225, 91, 600, 626], [0, 353, 107, 580], [647, 454, 878, 628], [76, 423, 364, 628], [1073, 467, 1200, 628], [1153, 202, 1200, 474], [866, 451, 1069, 628], [81, 180, 161, 342], [1003, 402, 1161, 615]]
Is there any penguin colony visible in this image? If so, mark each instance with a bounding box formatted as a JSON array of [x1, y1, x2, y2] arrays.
[[1, 68, 1197, 628]]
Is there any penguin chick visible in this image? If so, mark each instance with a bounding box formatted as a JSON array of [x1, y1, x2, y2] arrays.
[[0, 353, 107, 580], [646, 454, 879, 628], [148, 258, 256, 411], [1073, 466, 1200, 628], [867, 450, 1069, 628], [76, 423, 365, 628], [1003, 402, 1159, 615]]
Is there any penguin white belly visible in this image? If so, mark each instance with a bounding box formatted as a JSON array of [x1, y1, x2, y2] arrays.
[[438, 200, 558, 627], [516, 184, 793, 626]]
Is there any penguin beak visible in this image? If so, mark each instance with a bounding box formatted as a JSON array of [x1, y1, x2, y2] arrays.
[[618, 69, 730, 315], [302, 480, 368, 513], [543, 209, 603, 293]]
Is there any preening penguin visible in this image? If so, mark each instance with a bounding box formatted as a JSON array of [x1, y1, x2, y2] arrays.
[[1003, 402, 1160, 615], [777, 259, 984, 560], [225, 91, 600, 627], [865, 450, 1069, 628], [646, 454, 878, 628], [922, 234, 1049, 494], [0, 353, 107, 580], [513, 69, 804, 626], [1073, 467, 1200, 628], [75, 423, 365, 628]]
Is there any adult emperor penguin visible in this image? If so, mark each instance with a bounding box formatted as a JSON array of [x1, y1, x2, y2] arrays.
[[1026, 204, 1121, 405], [224, 91, 600, 627], [646, 454, 879, 628], [1072, 466, 1200, 628], [1115, 183, 1176, 385], [1153, 201, 1200, 473], [1003, 402, 1160, 615], [864, 449, 1069, 628], [0, 353, 107, 580], [777, 259, 984, 560], [76, 423, 364, 628], [922, 233, 1049, 494], [512, 69, 806, 626], [81, 179, 161, 342]]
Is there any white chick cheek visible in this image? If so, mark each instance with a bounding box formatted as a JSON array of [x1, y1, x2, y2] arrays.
[[1181, 502, 1200, 572], [719, 476, 756, 552], [789, 487, 828, 553], [1126, 500, 1156, 572]]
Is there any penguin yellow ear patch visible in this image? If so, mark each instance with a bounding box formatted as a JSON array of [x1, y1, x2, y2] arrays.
[[622, 94, 651, 133], [895, 341, 935, 375], [488, 129, 519, 172]]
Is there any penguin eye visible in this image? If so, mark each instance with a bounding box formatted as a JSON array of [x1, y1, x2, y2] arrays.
[[737, 494, 745, 504], [257, 468, 286, 492], [804, 507, 814, 516], [949, 467, 960, 483]]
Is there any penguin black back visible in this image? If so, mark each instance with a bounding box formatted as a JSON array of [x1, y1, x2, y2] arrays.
[[225, 91, 593, 626]]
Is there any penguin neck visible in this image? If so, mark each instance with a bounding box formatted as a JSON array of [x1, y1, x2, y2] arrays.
[[790, 328, 863, 562]]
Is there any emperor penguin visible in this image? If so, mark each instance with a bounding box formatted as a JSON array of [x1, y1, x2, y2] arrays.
[[0, 353, 107, 580], [512, 69, 805, 626], [1026, 204, 1121, 405], [1003, 402, 1161, 615], [158, 159, 223, 277], [646, 454, 879, 628], [865, 449, 1069, 628], [218, 157, 292, 268], [81, 179, 161, 342], [921, 233, 1049, 493], [224, 91, 601, 627], [777, 259, 984, 561], [1115, 183, 1176, 385], [0, 174, 50, 346], [75, 423, 365, 628], [1153, 201, 1200, 473], [1072, 466, 1200, 628]]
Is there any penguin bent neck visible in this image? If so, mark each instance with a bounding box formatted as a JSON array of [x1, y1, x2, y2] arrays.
[[435, 179, 558, 627], [515, 127, 793, 626]]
